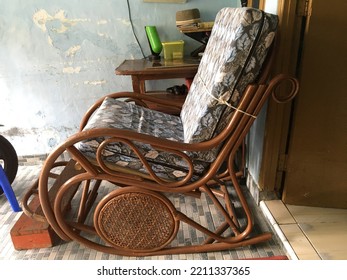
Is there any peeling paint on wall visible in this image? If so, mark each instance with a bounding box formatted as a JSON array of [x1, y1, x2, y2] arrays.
[[115, 18, 131, 26], [84, 80, 107, 86], [33, 9, 86, 51], [32, 9, 87, 33], [63, 66, 81, 74], [97, 20, 108, 25], [32, 8, 119, 54], [65, 45, 81, 57]]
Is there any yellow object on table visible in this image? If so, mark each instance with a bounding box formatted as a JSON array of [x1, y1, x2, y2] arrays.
[[162, 40, 184, 60]]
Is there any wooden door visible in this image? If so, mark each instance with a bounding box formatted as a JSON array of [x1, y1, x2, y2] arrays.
[[282, 0, 347, 208]]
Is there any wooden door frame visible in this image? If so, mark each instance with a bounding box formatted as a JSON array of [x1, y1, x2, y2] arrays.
[[256, 0, 304, 194]]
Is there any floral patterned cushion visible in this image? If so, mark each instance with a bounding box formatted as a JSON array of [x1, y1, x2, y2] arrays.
[[180, 7, 278, 161], [78, 97, 209, 181]]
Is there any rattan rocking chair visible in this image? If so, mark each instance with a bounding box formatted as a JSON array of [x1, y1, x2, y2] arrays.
[[22, 7, 299, 256]]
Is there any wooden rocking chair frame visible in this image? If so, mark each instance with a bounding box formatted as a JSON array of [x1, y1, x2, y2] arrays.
[[21, 6, 301, 256], [22, 43, 299, 256]]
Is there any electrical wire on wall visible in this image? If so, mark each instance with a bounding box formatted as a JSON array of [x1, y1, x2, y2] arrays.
[[126, 0, 146, 58]]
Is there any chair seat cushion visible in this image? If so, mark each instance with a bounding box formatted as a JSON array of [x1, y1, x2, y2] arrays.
[[78, 97, 209, 181]]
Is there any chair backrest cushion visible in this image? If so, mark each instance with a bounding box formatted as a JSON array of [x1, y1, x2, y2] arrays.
[[180, 8, 278, 152]]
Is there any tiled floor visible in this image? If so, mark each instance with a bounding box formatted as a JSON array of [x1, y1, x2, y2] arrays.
[[2, 164, 346, 260], [0, 164, 285, 260], [261, 200, 347, 260]]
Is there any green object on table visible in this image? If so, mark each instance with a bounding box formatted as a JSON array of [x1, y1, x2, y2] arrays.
[[145, 26, 162, 55]]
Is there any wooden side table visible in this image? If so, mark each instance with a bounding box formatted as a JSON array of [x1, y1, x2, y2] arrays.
[[115, 57, 200, 94], [115, 57, 200, 114]]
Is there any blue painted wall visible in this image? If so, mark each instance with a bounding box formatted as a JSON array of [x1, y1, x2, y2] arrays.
[[0, 0, 238, 156]]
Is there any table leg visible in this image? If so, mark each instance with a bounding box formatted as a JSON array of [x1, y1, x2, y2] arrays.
[[131, 75, 146, 94]]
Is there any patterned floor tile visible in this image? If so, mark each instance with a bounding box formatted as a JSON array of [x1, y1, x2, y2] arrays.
[[0, 165, 286, 260]]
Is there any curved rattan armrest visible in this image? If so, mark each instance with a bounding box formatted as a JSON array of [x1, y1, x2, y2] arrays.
[[74, 127, 220, 154], [80, 92, 183, 131]]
